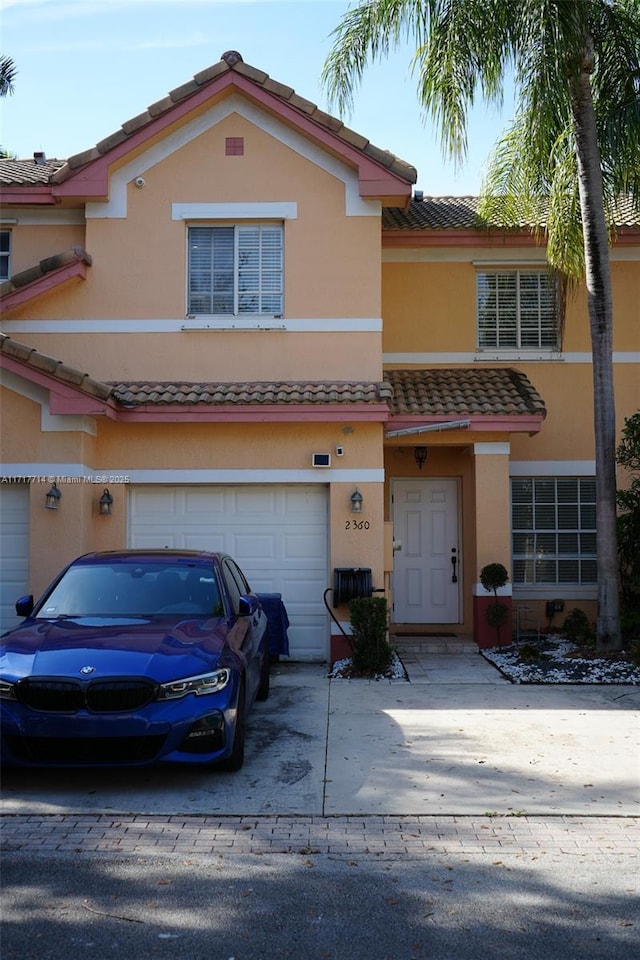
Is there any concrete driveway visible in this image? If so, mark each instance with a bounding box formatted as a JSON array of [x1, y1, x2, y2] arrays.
[[1, 656, 639, 817]]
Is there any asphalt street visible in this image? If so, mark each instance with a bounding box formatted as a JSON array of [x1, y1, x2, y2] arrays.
[[1, 657, 639, 959]]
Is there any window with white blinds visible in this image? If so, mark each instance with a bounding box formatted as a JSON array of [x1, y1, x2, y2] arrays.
[[187, 224, 283, 316], [511, 478, 597, 585], [477, 270, 558, 349]]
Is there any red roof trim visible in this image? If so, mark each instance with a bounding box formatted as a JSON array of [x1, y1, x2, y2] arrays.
[[383, 230, 545, 248], [46, 401, 390, 422], [0, 260, 89, 316], [1, 354, 118, 420], [52, 72, 412, 203], [0, 186, 56, 204]]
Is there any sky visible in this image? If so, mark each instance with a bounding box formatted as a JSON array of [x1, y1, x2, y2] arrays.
[[1, 0, 517, 196]]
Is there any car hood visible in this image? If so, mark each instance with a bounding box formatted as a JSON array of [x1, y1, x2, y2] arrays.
[[0, 617, 229, 684]]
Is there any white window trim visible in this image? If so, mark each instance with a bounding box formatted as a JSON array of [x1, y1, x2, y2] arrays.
[[476, 268, 559, 351], [173, 202, 297, 221], [186, 222, 284, 322], [511, 476, 597, 590]]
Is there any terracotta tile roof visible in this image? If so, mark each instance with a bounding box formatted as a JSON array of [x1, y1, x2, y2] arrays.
[[383, 197, 485, 230], [0, 333, 112, 400], [0, 156, 66, 185], [0, 247, 92, 297], [110, 381, 393, 406], [0, 51, 415, 187], [385, 368, 547, 418], [382, 196, 640, 231], [2, 332, 545, 420]]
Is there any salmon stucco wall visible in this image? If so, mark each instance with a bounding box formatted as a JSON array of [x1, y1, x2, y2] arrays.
[[8, 330, 383, 383]]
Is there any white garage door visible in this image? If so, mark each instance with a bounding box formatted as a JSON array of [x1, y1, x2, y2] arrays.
[[0, 482, 30, 633], [129, 485, 329, 661]]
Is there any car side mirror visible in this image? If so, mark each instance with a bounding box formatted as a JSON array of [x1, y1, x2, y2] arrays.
[[238, 596, 257, 617], [15, 595, 34, 617]]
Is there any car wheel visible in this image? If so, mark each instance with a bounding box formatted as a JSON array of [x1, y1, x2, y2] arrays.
[[220, 681, 246, 772], [256, 644, 270, 701]]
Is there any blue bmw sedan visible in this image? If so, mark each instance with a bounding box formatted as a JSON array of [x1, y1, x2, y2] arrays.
[[0, 550, 270, 770]]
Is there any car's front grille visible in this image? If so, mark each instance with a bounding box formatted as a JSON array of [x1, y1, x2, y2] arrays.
[[85, 680, 157, 712], [17, 680, 84, 712], [5, 734, 166, 765], [16, 678, 158, 713]]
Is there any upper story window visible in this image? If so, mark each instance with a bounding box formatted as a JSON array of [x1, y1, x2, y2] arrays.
[[0, 230, 10, 282], [187, 224, 283, 316], [477, 270, 558, 350]]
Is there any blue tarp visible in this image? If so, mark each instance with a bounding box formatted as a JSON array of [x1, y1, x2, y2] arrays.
[[256, 593, 290, 657]]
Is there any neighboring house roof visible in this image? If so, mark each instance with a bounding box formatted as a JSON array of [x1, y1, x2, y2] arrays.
[[382, 195, 640, 232], [385, 368, 547, 419], [0, 156, 66, 185], [0, 248, 92, 315]]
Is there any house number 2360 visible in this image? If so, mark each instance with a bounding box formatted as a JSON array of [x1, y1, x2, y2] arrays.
[[345, 520, 370, 530]]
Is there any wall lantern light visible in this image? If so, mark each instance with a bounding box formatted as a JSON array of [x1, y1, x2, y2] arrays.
[[99, 488, 114, 516], [350, 488, 364, 513], [45, 482, 62, 510], [414, 446, 428, 470]]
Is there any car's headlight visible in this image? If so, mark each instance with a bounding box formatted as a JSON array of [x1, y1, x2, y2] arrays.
[[0, 679, 17, 701], [157, 668, 231, 700]]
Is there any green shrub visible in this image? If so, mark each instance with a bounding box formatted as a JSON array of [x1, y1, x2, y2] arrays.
[[349, 596, 392, 676], [628, 639, 640, 666], [561, 608, 596, 647], [620, 606, 640, 641], [518, 642, 544, 663]]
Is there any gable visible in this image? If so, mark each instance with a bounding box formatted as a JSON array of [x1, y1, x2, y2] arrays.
[[5, 52, 413, 211], [80, 96, 385, 222]]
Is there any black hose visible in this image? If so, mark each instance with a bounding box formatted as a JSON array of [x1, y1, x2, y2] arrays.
[[323, 587, 353, 649]]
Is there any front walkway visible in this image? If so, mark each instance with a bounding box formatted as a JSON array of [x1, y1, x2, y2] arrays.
[[400, 651, 507, 683]]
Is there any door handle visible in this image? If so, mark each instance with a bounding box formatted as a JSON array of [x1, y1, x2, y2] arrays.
[[450, 549, 458, 583]]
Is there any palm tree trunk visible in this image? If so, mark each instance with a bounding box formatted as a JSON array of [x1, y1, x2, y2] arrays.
[[570, 40, 621, 650]]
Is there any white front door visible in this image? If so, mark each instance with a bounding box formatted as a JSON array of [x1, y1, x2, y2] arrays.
[[392, 479, 460, 624]]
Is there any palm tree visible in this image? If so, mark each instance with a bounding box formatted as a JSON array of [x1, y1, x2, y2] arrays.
[[0, 55, 17, 157], [0, 55, 16, 97], [322, 0, 640, 650]]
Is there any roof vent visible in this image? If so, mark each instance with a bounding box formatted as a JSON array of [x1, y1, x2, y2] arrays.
[[33, 151, 47, 165], [413, 189, 424, 202], [221, 50, 243, 67]]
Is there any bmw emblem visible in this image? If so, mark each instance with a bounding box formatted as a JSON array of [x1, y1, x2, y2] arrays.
[[80, 665, 96, 675]]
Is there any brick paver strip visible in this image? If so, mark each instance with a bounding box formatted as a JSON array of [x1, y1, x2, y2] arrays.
[[1, 815, 638, 858]]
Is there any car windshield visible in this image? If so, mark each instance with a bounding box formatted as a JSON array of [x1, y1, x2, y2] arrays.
[[35, 561, 223, 618]]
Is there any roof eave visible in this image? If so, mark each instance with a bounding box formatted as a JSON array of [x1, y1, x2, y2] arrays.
[[1, 351, 117, 419], [51, 70, 414, 204], [383, 228, 544, 247], [0, 185, 56, 205], [94, 402, 391, 423], [0, 260, 89, 316]]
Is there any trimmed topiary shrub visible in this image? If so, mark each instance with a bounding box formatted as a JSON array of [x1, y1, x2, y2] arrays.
[[349, 596, 392, 676], [479, 562, 510, 645]]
